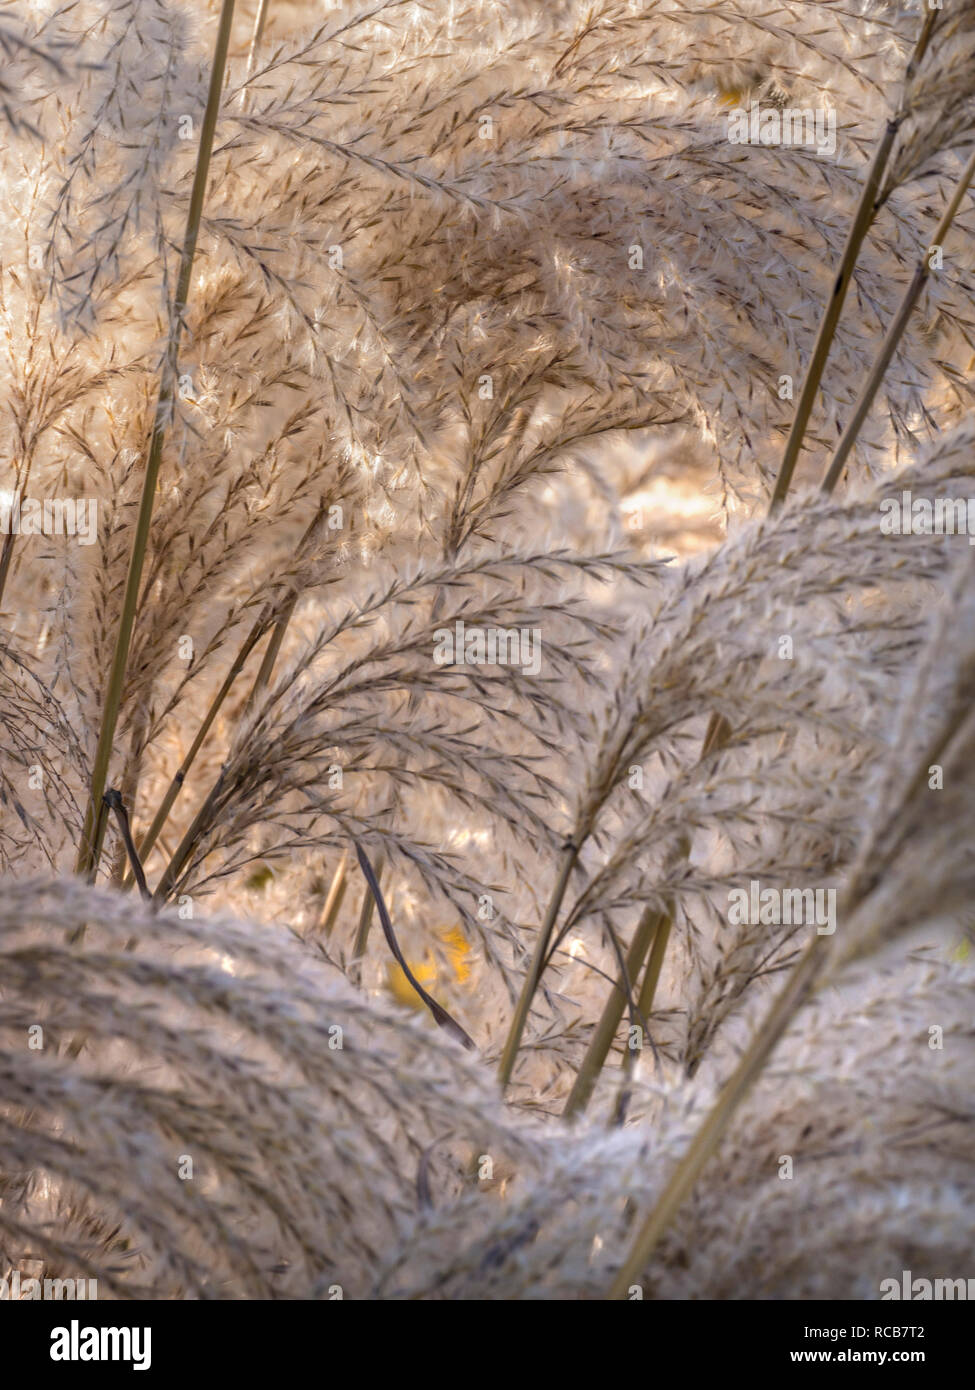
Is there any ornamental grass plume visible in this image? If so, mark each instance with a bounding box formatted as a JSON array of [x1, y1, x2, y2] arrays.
[[0, 0, 973, 1299]]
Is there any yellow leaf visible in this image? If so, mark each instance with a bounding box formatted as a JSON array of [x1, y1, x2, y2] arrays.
[[440, 925, 472, 983], [385, 958, 437, 1010], [382, 926, 471, 1009]]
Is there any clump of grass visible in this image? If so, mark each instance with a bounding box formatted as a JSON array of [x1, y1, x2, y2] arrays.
[[0, 0, 973, 1300]]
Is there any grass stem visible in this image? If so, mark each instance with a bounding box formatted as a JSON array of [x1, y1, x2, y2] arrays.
[[821, 144, 975, 495], [769, 7, 938, 510], [498, 840, 578, 1089], [74, 0, 238, 881]]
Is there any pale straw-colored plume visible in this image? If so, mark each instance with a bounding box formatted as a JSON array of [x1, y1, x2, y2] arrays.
[[0, 0, 973, 1298]]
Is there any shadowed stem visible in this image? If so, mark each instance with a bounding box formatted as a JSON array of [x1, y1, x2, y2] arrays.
[[102, 790, 151, 902], [0, 531, 15, 612], [324, 584, 448, 949], [563, 724, 726, 1120], [0, 468, 34, 611], [74, 0, 238, 881], [355, 842, 476, 1050], [821, 144, 975, 495], [243, 593, 297, 710], [152, 763, 229, 903]]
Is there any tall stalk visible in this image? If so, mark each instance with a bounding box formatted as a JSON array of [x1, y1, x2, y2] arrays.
[[607, 16, 951, 1293], [562, 724, 726, 1119], [131, 608, 270, 869], [769, 6, 938, 510], [153, 763, 229, 902], [563, 904, 664, 1119], [498, 840, 578, 1088], [243, 593, 297, 710], [351, 848, 386, 978], [560, 11, 940, 1115], [0, 475, 32, 610], [611, 909, 672, 1126], [821, 144, 975, 495], [75, 0, 238, 880], [131, 504, 327, 874], [608, 935, 823, 1298], [245, 0, 270, 82], [317, 849, 349, 936]]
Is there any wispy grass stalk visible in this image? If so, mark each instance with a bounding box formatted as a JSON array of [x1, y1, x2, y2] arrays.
[[74, 0, 238, 881], [563, 904, 663, 1119], [608, 934, 823, 1297], [129, 609, 269, 874], [130, 504, 327, 875], [498, 840, 578, 1089], [821, 144, 975, 494], [769, 7, 939, 510], [355, 842, 475, 1050], [611, 909, 673, 1126], [560, 14, 944, 1104]]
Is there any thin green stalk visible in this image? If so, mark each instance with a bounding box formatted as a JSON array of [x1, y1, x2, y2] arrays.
[[0, 531, 15, 612], [0, 471, 33, 611], [770, 133, 897, 508], [821, 144, 975, 495], [140, 588, 304, 897], [769, 7, 938, 510], [75, 0, 238, 881], [498, 840, 578, 1089]]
